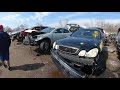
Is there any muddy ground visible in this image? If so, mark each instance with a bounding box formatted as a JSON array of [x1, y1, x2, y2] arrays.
[[0, 41, 120, 78]]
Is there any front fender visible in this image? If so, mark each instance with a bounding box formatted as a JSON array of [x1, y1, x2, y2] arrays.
[[35, 37, 43, 42]]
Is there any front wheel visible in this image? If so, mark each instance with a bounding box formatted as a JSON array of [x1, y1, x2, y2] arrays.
[[39, 40, 51, 52]]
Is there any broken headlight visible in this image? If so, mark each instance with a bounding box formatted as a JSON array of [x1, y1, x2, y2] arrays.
[[78, 48, 98, 58], [86, 48, 98, 58]]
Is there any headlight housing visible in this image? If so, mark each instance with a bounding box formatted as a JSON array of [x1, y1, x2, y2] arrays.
[[86, 48, 98, 57], [78, 50, 86, 57], [53, 42, 59, 50], [78, 48, 98, 58], [53, 42, 56, 49]]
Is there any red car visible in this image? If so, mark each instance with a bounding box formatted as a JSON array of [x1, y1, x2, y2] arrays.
[[21, 26, 48, 38], [17, 26, 48, 42], [31, 26, 48, 31]]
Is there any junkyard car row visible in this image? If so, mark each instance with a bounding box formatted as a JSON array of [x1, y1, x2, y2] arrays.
[[10, 25, 120, 78]]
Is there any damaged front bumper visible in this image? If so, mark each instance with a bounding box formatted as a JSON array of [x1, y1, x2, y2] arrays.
[[51, 49, 87, 78]]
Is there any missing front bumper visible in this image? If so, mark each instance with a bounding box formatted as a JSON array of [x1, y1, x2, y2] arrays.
[[51, 49, 86, 78]]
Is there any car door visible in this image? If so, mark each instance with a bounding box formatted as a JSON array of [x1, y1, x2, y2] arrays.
[[62, 28, 72, 38], [117, 32, 120, 45], [52, 28, 64, 43]]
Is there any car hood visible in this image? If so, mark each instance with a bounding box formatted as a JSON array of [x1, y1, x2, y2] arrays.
[[57, 37, 101, 51]]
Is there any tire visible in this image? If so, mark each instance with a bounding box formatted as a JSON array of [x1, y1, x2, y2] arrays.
[[39, 40, 51, 52], [104, 40, 108, 46]]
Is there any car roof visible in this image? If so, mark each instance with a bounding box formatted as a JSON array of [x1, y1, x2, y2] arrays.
[[89, 28, 104, 32]]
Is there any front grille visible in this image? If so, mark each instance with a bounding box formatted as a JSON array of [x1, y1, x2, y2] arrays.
[[59, 45, 78, 54], [57, 51, 94, 65]]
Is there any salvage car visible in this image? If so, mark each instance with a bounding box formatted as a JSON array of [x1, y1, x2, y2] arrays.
[[115, 31, 120, 54], [31, 26, 48, 31], [31, 27, 72, 52], [66, 24, 81, 32], [51, 28, 105, 78]]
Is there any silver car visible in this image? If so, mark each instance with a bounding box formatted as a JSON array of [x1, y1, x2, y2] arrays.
[[32, 27, 72, 52]]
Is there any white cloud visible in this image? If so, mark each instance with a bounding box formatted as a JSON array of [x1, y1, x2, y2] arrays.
[[58, 12, 89, 19], [30, 12, 52, 21], [26, 18, 30, 21], [39, 12, 52, 16], [0, 14, 20, 21], [0, 12, 52, 28]]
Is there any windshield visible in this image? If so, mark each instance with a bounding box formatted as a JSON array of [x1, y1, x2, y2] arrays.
[[71, 29, 101, 39], [40, 27, 55, 33]]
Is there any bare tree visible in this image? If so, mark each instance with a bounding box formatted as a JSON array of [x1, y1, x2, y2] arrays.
[[59, 20, 63, 28], [19, 24, 28, 30], [4, 26, 12, 32], [84, 19, 118, 33], [59, 19, 69, 28]]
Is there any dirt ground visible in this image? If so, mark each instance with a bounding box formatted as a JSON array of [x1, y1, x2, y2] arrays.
[[0, 41, 120, 78], [91, 43, 120, 78], [0, 41, 65, 78]]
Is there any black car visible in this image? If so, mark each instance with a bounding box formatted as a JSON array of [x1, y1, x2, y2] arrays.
[[51, 28, 104, 78]]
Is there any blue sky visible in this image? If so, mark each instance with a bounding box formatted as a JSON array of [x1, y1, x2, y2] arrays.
[[0, 12, 120, 29]]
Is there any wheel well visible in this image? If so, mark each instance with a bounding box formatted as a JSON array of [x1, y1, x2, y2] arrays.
[[38, 38, 51, 45]]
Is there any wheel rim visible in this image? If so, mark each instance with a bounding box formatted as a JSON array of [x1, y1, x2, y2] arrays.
[[44, 42, 49, 50]]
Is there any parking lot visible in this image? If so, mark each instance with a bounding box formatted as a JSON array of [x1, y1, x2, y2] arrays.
[[0, 40, 120, 78]]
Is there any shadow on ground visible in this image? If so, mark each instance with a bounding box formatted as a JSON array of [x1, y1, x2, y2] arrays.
[[93, 47, 108, 76], [11, 63, 45, 71]]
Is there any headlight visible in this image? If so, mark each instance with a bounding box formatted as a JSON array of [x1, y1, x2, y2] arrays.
[[78, 50, 86, 57], [86, 48, 98, 58], [53, 42, 56, 49], [55, 45, 59, 49], [53, 42, 59, 50]]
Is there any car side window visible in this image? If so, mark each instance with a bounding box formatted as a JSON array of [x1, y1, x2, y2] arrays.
[[62, 29, 70, 33], [54, 29, 63, 33], [118, 32, 120, 36]]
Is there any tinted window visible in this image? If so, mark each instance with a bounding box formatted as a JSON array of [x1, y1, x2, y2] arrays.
[[62, 29, 69, 33], [71, 29, 101, 39], [40, 28, 55, 33], [54, 29, 63, 33], [118, 32, 120, 36]]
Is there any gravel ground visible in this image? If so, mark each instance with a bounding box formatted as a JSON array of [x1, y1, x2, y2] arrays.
[[0, 41, 120, 78]]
